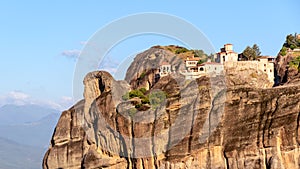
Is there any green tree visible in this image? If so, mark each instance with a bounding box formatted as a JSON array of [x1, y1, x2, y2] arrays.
[[252, 44, 261, 57], [242, 44, 261, 60], [283, 33, 300, 49], [280, 46, 288, 56], [242, 46, 255, 60], [198, 59, 204, 64]]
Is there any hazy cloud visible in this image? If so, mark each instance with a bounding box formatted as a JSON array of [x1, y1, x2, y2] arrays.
[[7, 91, 30, 100], [61, 49, 81, 59], [0, 91, 74, 111]]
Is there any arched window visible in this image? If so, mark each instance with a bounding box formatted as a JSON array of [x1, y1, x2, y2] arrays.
[[200, 67, 204, 71]]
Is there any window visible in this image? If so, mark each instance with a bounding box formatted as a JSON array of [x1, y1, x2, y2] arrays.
[[200, 67, 204, 71]]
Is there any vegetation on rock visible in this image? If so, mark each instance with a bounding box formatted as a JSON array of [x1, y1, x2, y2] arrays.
[[242, 44, 261, 60], [122, 88, 166, 110], [283, 33, 300, 50], [289, 56, 300, 72]]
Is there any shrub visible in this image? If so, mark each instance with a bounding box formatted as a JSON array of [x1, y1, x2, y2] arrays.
[[141, 97, 150, 104], [122, 89, 146, 101], [198, 60, 204, 64], [139, 88, 147, 94], [290, 44, 297, 50], [135, 103, 142, 109], [280, 46, 287, 56], [129, 90, 145, 98], [149, 91, 166, 108], [175, 48, 189, 54], [289, 56, 300, 72]]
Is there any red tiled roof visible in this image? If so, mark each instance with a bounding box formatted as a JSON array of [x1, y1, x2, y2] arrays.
[[160, 61, 170, 65], [185, 57, 200, 61], [198, 62, 222, 66]]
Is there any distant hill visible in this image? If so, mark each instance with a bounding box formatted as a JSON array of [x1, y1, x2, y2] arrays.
[[0, 112, 60, 147], [0, 104, 59, 125], [0, 137, 44, 169], [0, 104, 61, 168]]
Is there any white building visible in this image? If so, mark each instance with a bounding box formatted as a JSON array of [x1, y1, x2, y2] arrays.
[[216, 44, 238, 64], [181, 62, 224, 79], [185, 57, 199, 67], [159, 62, 172, 77], [215, 44, 275, 84]]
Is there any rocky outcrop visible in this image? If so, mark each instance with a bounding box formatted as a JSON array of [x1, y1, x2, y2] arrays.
[[225, 67, 273, 88], [44, 47, 300, 169], [125, 47, 186, 90], [43, 70, 300, 169], [275, 51, 300, 85]]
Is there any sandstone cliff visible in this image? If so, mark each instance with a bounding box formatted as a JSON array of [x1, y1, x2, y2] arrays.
[[275, 50, 300, 85], [43, 47, 300, 169]]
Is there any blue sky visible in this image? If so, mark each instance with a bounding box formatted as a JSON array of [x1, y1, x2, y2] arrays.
[[0, 0, 299, 109]]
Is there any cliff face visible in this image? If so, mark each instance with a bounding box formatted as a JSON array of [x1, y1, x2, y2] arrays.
[[43, 48, 300, 169], [275, 51, 300, 85]]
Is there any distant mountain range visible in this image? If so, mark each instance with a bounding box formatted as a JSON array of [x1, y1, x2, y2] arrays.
[[0, 104, 59, 125], [0, 137, 43, 169], [0, 104, 61, 168]]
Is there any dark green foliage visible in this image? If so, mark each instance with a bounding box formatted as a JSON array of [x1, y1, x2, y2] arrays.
[[198, 60, 204, 64], [242, 44, 261, 60], [139, 88, 147, 94], [283, 33, 300, 50], [252, 44, 261, 56], [175, 47, 189, 54], [280, 46, 288, 56], [289, 56, 300, 72], [135, 104, 142, 109], [129, 90, 145, 99], [122, 89, 167, 111], [141, 97, 150, 104], [122, 89, 146, 101]]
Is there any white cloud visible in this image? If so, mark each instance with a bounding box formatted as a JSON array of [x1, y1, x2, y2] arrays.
[[7, 91, 30, 100], [0, 91, 74, 111], [61, 49, 81, 59], [0, 91, 31, 106]]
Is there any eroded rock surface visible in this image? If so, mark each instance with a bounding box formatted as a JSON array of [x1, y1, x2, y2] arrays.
[[44, 47, 300, 169], [43, 70, 300, 169]]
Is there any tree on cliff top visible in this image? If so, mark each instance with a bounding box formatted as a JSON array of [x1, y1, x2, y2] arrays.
[[283, 33, 300, 50], [242, 44, 261, 60]]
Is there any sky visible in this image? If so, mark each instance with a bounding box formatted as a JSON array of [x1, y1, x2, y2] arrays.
[[0, 0, 299, 110]]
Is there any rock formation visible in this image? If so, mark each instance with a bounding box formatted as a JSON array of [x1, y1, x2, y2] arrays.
[[275, 50, 300, 85], [43, 47, 300, 169]]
